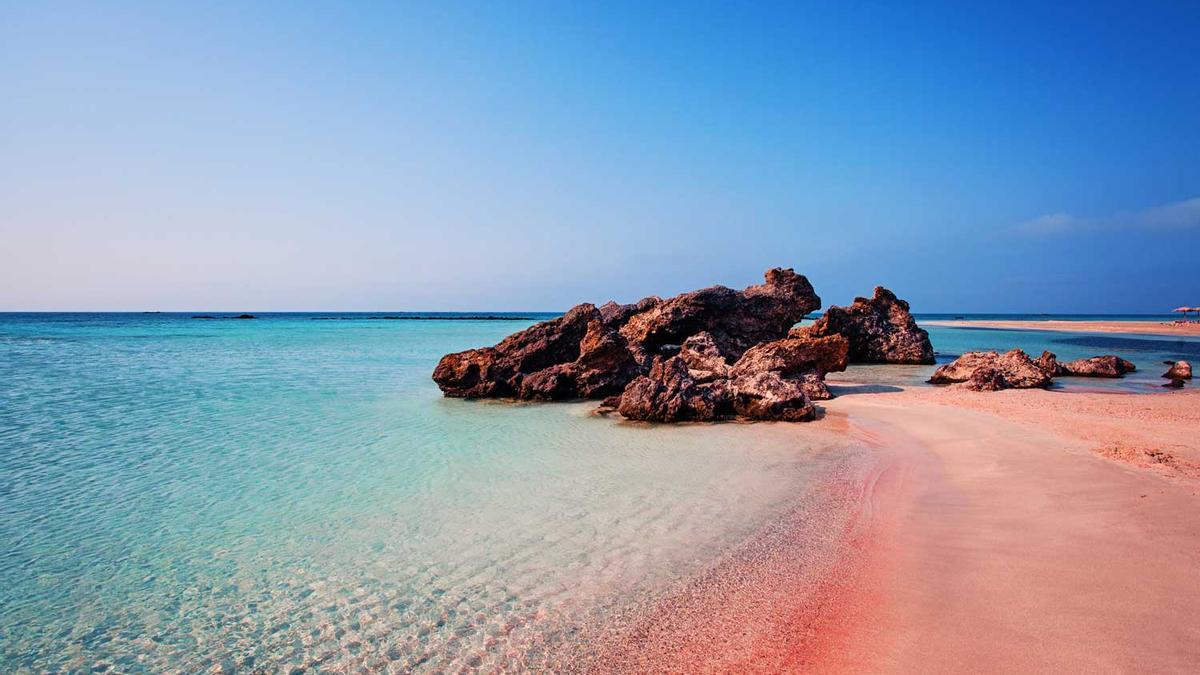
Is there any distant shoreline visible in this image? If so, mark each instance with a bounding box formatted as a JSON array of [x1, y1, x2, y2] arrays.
[[308, 315, 537, 321], [924, 318, 1200, 337]]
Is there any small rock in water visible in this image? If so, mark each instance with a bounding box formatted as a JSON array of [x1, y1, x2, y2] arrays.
[[1162, 360, 1192, 380], [1059, 355, 1136, 378], [927, 349, 1051, 391]]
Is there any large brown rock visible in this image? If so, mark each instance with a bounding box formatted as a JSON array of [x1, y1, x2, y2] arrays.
[[1163, 361, 1192, 380], [731, 333, 849, 401], [615, 357, 732, 422], [802, 287, 934, 364], [434, 268, 821, 404], [434, 303, 638, 399], [927, 349, 1052, 391], [614, 360, 819, 422], [618, 268, 821, 365], [728, 371, 815, 421], [613, 331, 844, 420], [733, 333, 849, 378], [1060, 355, 1136, 378], [678, 332, 733, 382]]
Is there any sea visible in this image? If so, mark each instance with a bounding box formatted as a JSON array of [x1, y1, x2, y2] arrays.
[[1, 312, 1196, 672]]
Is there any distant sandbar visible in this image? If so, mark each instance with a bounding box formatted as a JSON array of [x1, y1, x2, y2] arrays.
[[925, 319, 1200, 337]]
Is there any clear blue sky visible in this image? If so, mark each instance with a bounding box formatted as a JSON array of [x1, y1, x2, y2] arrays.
[[2, 1, 1197, 312]]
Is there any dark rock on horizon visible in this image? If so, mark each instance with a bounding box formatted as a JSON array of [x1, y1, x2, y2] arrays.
[[928, 349, 1052, 391], [800, 287, 934, 364]]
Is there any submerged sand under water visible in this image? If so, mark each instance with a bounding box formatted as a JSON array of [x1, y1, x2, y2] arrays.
[[0, 313, 878, 672], [4, 313, 1199, 672]]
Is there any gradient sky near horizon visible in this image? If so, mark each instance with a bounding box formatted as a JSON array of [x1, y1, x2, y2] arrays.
[[2, 1, 1198, 312]]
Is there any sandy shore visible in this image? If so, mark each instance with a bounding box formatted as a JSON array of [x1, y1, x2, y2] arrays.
[[568, 385, 1200, 672], [924, 318, 1200, 337], [818, 385, 1200, 672]]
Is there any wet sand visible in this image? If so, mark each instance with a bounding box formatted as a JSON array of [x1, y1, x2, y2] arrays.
[[820, 386, 1200, 672], [582, 386, 1200, 672], [924, 319, 1200, 337]]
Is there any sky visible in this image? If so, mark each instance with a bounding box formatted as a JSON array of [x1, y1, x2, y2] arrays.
[[2, 1, 1198, 313]]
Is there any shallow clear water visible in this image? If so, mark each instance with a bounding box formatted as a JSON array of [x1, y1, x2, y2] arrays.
[[1, 312, 1194, 672], [0, 313, 862, 673]]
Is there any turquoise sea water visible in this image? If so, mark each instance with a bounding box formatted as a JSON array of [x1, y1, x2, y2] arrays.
[[1, 313, 1196, 672]]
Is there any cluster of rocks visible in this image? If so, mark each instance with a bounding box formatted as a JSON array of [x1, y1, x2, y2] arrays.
[[433, 268, 934, 422], [928, 349, 1139, 391]]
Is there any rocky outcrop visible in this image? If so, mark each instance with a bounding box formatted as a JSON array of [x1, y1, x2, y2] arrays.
[[801, 287, 934, 364], [1060, 356, 1137, 378], [727, 371, 816, 421], [927, 349, 1052, 391], [433, 303, 614, 399], [1034, 351, 1065, 377], [618, 268, 821, 365], [615, 356, 731, 422], [678, 332, 733, 382], [611, 330, 847, 421], [598, 296, 661, 328], [1036, 351, 1138, 379], [731, 333, 849, 400], [1162, 361, 1192, 380], [433, 268, 823, 419]]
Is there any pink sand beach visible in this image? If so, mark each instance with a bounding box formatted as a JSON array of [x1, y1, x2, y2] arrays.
[[579, 386, 1200, 672]]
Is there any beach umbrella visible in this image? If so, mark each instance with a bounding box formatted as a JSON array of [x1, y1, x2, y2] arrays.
[[1173, 306, 1197, 319]]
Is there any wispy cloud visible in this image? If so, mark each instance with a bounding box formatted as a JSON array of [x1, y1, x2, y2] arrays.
[[1015, 197, 1200, 236]]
